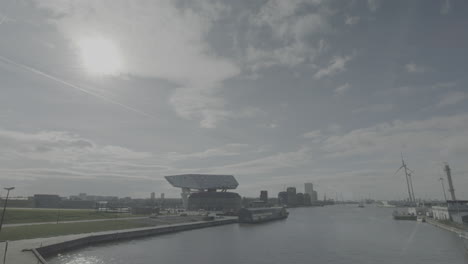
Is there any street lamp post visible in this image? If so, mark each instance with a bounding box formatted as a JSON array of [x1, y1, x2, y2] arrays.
[[0, 187, 15, 234]]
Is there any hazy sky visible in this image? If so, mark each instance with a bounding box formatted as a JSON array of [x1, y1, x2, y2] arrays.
[[1, 0, 467, 200]]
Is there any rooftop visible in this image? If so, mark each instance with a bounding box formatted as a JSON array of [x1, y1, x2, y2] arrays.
[[164, 174, 238, 190]]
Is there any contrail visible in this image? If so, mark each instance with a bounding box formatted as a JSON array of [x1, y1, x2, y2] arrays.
[[0, 55, 153, 118]]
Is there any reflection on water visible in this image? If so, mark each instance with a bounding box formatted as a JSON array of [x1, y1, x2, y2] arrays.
[[49, 205, 468, 264]]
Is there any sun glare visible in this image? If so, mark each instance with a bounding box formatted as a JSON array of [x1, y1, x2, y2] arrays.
[[78, 37, 123, 75]]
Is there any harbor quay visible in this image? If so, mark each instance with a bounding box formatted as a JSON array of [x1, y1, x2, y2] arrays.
[[6, 217, 237, 264]]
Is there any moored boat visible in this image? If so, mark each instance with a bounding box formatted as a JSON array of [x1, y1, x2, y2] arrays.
[[392, 210, 417, 220], [238, 207, 289, 223]]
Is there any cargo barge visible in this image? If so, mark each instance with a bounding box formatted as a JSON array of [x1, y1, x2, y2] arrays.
[[238, 207, 289, 223], [392, 210, 417, 220]]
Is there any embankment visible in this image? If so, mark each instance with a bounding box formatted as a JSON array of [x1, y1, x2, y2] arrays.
[[33, 218, 236, 263]]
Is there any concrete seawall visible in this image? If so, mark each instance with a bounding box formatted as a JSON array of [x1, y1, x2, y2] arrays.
[[8, 217, 237, 264], [37, 218, 236, 258], [426, 218, 468, 239]]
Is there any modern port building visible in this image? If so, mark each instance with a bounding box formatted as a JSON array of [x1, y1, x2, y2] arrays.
[[164, 174, 242, 212]]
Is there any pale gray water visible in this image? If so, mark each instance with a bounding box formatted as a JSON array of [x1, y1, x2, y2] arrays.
[[49, 205, 468, 264]]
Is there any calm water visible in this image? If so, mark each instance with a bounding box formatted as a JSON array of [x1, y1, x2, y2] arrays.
[[49, 205, 468, 264]]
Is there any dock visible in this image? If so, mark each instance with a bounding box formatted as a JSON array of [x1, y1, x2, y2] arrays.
[[3, 217, 237, 264]]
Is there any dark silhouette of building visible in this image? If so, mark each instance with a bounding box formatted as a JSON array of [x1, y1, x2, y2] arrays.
[[34, 194, 61, 208], [260, 190, 268, 203], [278, 191, 288, 205]]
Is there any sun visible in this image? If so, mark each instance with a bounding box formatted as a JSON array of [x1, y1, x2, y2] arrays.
[[77, 37, 123, 75]]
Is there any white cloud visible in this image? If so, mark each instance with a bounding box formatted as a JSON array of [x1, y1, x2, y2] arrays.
[[352, 103, 394, 114], [367, 0, 382, 12], [432, 81, 457, 89], [314, 55, 353, 79], [320, 114, 468, 158], [441, 0, 451, 15], [345, 16, 360, 25], [207, 147, 312, 175], [36, 0, 240, 128], [0, 128, 170, 181], [436, 92, 466, 108], [246, 0, 329, 71], [303, 130, 321, 139], [334, 83, 350, 95], [303, 130, 323, 143], [405, 62, 427, 73], [167, 143, 249, 161]]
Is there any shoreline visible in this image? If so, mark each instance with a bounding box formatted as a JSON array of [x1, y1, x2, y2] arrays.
[[425, 218, 468, 239], [7, 217, 237, 264]]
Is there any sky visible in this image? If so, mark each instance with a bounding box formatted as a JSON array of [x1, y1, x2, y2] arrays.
[[0, 0, 467, 200]]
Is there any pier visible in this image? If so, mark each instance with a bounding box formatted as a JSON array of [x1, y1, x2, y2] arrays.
[[4, 217, 237, 264]]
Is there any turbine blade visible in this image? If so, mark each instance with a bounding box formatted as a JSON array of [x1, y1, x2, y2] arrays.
[[393, 165, 404, 176]]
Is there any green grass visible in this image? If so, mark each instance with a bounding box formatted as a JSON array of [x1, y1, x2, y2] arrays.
[[3, 208, 141, 224], [0, 220, 153, 241]]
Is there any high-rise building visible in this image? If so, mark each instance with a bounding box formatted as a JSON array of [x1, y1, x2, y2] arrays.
[[286, 187, 296, 195], [286, 187, 297, 206], [278, 191, 288, 205], [305, 183, 318, 202], [311, 190, 318, 201], [305, 183, 313, 196], [260, 190, 268, 203], [150, 192, 155, 200]]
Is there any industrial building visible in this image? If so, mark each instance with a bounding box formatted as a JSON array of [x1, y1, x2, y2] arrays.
[[433, 200, 468, 224], [165, 174, 241, 212]]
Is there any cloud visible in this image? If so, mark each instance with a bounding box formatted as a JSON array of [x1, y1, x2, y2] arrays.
[[345, 16, 360, 25], [167, 143, 249, 161], [303, 130, 323, 143], [319, 114, 468, 158], [367, 0, 382, 12], [314, 55, 352, 79], [246, 0, 329, 71], [334, 83, 350, 95], [303, 130, 321, 139], [207, 147, 312, 175], [432, 81, 457, 90], [352, 103, 394, 114], [0, 128, 169, 181], [36, 0, 240, 128], [405, 62, 427, 73], [441, 0, 451, 15], [436, 91, 466, 108]]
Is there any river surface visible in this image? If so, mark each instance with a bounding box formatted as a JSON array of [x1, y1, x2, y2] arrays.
[[49, 205, 468, 264]]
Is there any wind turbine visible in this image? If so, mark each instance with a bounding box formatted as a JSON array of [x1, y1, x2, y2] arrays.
[[439, 177, 447, 201], [394, 153, 415, 204]]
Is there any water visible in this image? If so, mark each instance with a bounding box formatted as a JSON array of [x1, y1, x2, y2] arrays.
[[49, 205, 468, 264]]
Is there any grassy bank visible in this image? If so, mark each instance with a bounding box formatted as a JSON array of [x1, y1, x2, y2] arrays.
[[438, 219, 467, 230], [0, 220, 153, 241], [3, 208, 142, 224]]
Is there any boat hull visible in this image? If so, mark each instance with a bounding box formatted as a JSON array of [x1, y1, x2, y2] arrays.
[[238, 207, 289, 223]]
